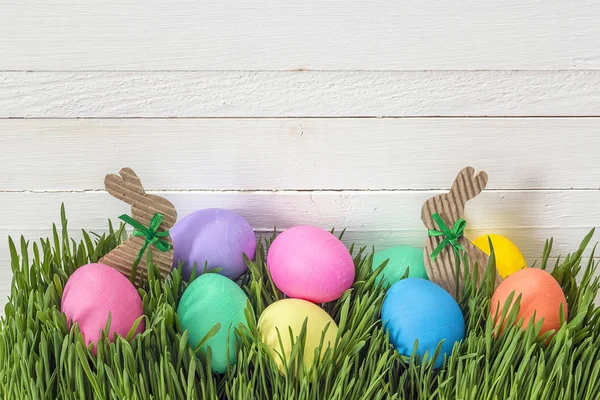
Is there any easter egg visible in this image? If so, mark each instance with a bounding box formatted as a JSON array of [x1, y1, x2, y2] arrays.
[[61, 263, 145, 354], [258, 299, 338, 372], [171, 208, 256, 280], [372, 246, 427, 286], [177, 273, 251, 373], [490, 268, 567, 337], [381, 278, 464, 368], [267, 226, 355, 303], [473, 234, 527, 279]]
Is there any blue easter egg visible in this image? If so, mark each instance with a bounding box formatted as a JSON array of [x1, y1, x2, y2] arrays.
[[381, 278, 464, 368], [372, 246, 427, 286]]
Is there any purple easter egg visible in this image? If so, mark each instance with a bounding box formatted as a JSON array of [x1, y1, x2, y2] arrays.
[[171, 208, 256, 280]]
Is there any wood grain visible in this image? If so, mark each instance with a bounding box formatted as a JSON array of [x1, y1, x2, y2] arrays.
[[1, 1, 599, 70], [2, 71, 600, 117], [2, 118, 600, 191]]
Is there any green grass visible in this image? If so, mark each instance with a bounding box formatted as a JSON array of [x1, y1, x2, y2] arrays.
[[0, 206, 599, 399]]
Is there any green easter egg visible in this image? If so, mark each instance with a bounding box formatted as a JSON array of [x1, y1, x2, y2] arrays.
[[177, 273, 251, 373], [372, 246, 428, 286]]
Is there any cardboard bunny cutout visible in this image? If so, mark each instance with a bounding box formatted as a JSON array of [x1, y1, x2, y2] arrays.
[[99, 168, 177, 285], [422, 167, 501, 298]]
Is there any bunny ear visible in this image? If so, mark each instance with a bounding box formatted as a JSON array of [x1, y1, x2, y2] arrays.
[[450, 166, 488, 202], [118, 168, 145, 193], [104, 168, 146, 205]]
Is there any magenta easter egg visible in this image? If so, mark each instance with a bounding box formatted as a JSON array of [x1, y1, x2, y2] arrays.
[[267, 226, 355, 303], [61, 263, 145, 354], [171, 208, 257, 281]]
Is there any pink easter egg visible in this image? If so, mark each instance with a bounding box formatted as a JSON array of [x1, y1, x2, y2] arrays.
[[267, 226, 355, 303], [61, 263, 145, 354]]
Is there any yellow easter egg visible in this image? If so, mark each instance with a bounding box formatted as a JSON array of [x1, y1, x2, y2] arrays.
[[258, 299, 338, 372], [473, 234, 527, 279]]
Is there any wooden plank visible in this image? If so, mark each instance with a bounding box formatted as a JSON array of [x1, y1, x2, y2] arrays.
[[0, 190, 598, 263], [1, 118, 600, 191], [2, 71, 600, 118], [1, 1, 599, 70], [2, 190, 598, 306]]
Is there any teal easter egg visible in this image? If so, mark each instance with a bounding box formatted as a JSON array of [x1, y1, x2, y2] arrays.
[[177, 273, 251, 373], [372, 246, 427, 286]]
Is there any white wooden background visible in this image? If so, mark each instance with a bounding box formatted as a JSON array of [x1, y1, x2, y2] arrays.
[[1, 1, 600, 306]]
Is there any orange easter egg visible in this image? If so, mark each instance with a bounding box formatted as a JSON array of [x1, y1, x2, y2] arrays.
[[490, 268, 567, 337]]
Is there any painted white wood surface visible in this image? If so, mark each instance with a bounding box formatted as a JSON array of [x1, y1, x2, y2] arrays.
[[1, 1, 600, 70], [2, 119, 600, 190], [2, 71, 600, 117], [2, 0, 600, 307]]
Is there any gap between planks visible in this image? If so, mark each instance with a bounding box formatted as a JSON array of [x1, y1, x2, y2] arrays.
[[5, 69, 600, 72], [2, 189, 600, 194], [3, 116, 600, 120]]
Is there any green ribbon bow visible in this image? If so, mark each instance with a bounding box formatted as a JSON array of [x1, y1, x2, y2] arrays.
[[428, 213, 466, 260], [119, 212, 171, 282]]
